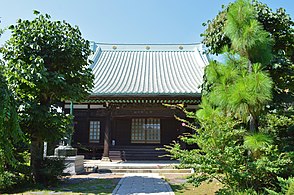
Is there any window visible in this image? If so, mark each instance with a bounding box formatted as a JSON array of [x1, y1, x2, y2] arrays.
[[89, 121, 100, 143], [131, 118, 160, 143]]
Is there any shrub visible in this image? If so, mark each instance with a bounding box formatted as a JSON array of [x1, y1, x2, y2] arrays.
[[0, 171, 16, 191], [164, 104, 293, 193], [266, 177, 294, 195], [217, 188, 259, 195], [39, 157, 66, 186]]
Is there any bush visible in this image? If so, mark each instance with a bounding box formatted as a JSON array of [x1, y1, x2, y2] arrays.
[[0, 171, 16, 191], [287, 182, 294, 195], [164, 106, 293, 193], [259, 113, 294, 153], [217, 188, 259, 195], [266, 177, 294, 195], [39, 157, 66, 186]]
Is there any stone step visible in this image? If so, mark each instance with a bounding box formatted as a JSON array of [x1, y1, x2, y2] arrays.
[[84, 165, 192, 174], [83, 160, 185, 173], [96, 165, 177, 170], [84, 165, 180, 172], [98, 168, 192, 174]]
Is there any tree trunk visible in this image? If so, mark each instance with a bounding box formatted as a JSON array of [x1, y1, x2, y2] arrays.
[[30, 97, 49, 183], [30, 135, 43, 183], [248, 60, 258, 133], [249, 114, 258, 133], [248, 59, 253, 73]]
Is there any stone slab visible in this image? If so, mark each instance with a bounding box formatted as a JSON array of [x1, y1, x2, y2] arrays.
[[54, 145, 77, 156], [63, 155, 84, 175]]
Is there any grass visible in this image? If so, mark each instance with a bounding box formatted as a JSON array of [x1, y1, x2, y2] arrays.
[[6, 173, 222, 195], [161, 173, 222, 195], [170, 181, 222, 195], [7, 178, 120, 195]]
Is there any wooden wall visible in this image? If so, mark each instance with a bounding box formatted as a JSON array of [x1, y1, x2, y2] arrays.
[[66, 103, 189, 159], [111, 117, 183, 146]]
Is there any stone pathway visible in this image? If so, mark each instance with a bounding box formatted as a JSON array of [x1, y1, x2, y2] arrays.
[[112, 173, 175, 195]]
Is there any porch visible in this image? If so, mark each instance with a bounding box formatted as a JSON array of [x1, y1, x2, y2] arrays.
[[69, 103, 191, 161]]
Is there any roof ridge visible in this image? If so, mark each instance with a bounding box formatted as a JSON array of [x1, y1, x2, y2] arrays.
[[92, 42, 202, 46]]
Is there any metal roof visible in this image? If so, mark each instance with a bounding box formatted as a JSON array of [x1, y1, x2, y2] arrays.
[[89, 43, 208, 97]]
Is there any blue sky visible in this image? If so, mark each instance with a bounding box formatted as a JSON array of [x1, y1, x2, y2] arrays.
[[0, 0, 293, 45]]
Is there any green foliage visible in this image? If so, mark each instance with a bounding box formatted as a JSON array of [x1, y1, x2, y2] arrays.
[[0, 171, 16, 191], [266, 177, 294, 195], [166, 107, 293, 193], [201, 6, 231, 55], [0, 23, 24, 191], [218, 188, 259, 195], [202, 0, 293, 59], [287, 182, 294, 195], [0, 66, 22, 168], [39, 157, 66, 186], [2, 12, 94, 103], [253, 1, 294, 108], [201, 0, 294, 109], [165, 0, 293, 193], [225, 0, 272, 65], [0, 156, 31, 193], [204, 54, 272, 123], [244, 133, 273, 158], [253, 1, 294, 62], [1, 11, 94, 183], [19, 103, 73, 142], [259, 113, 294, 152]]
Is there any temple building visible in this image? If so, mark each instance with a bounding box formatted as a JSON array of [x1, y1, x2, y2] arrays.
[[65, 43, 208, 161]]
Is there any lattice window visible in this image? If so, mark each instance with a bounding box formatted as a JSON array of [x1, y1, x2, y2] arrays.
[[131, 118, 160, 143], [89, 121, 100, 143]]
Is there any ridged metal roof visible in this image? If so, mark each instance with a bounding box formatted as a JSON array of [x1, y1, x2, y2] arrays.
[[89, 43, 208, 97]]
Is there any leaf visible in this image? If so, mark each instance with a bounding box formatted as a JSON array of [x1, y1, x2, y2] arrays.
[[33, 10, 40, 15], [244, 133, 273, 153], [8, 25, 14, 30]]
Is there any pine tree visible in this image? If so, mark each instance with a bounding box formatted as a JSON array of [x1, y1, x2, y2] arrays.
[[223, 0, 273, 132], [165, 0, 293, 193]]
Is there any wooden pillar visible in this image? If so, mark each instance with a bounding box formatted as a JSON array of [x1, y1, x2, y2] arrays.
[[102, 109, 111, 161], [68, 101, 74, 146]]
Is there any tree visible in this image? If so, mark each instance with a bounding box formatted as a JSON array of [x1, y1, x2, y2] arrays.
[[1, 11, 94, 182], [166, 102, 292, 193], [0, 67, 23, 190], [201, 0, 294, 111], [204, 54, 273, 130], [0, 21, 23, 190], [165, 0, 293, 193], [201, 0, 294, 156], [218, 0, 273, 132]]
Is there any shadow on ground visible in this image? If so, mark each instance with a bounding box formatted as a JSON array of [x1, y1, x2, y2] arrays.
[[7, 176, 121, 195], [54, 178, 120, 194], [169, 183, 190, 194]]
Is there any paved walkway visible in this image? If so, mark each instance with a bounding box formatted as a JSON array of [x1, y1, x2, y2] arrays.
[[112, 173, 175, 195]]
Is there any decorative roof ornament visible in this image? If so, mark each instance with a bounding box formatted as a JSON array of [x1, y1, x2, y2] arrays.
[[145, 46, 150, 50]]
